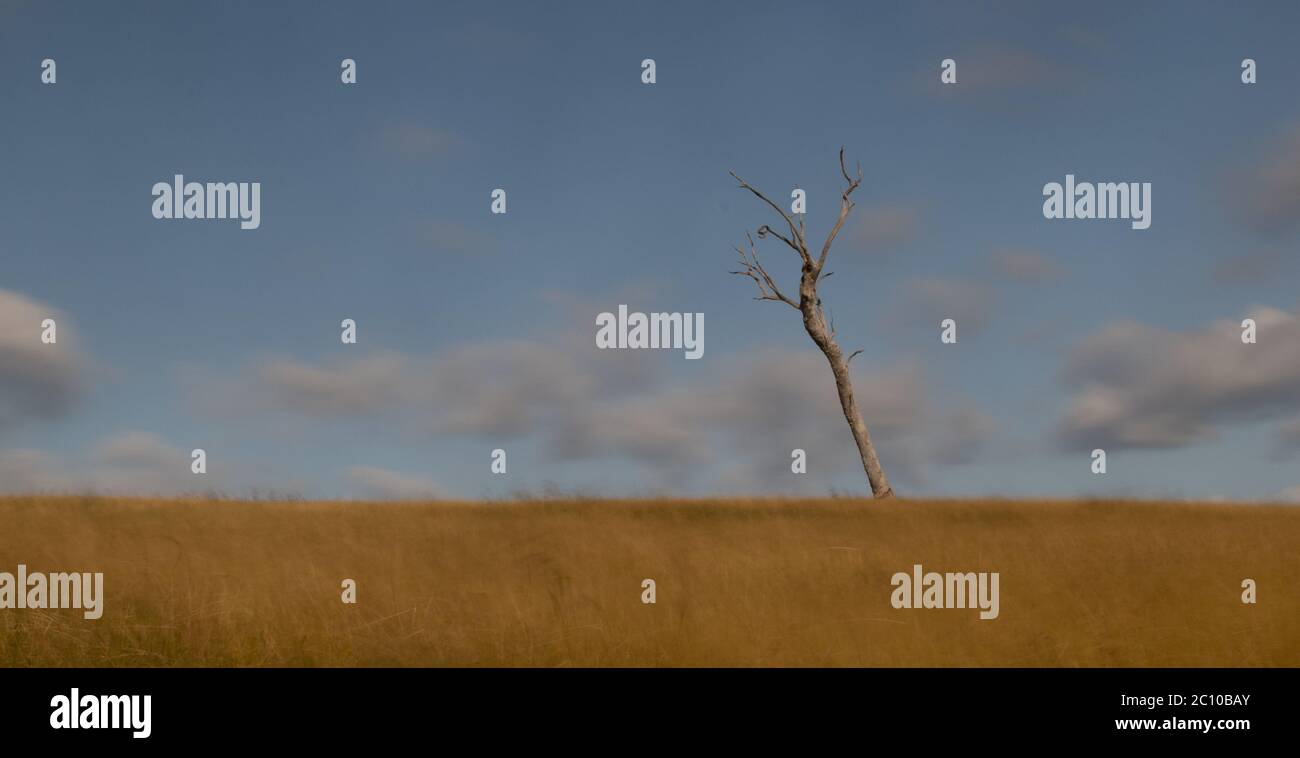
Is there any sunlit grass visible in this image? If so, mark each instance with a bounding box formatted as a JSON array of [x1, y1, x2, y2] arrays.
[[1, 496, 1295, 666]]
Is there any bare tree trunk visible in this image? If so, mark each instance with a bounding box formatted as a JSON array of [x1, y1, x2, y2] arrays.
[[800, 274, 894, 498], [729, 149, 897, 500]]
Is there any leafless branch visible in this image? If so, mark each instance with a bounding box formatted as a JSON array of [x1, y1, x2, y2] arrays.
[[847, 349, 864, 365], [815, 146, 863, 273], [756, 224, 800, 257], [729, 232, 798, 309], [729, 171, 811, 266]]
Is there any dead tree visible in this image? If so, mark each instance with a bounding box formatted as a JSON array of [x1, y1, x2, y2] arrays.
[[728, 148, 895, 498]]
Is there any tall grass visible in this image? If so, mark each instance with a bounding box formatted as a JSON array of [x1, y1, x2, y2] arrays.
[[1, 496, 1295, 666]]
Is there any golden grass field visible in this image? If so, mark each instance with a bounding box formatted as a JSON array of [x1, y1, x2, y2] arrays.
[[1, 496, 1296, 667]]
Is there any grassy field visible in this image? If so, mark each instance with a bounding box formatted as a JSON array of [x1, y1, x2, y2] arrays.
[[0, 496, 1296, 667]]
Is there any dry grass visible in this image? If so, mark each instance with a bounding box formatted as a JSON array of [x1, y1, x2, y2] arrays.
[[0, 496, 1296, 667]]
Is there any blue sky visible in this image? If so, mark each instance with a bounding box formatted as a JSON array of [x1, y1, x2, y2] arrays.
[[2, 1, 1299, 500]]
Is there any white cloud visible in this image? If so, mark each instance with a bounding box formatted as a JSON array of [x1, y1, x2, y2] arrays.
[[0, 448, 60, 493], [346, 466, 442, 500], [382, 123, 460, 158], [259, 353, 410, 416], [93, 430, 181, 467], [1275, 485, 1300, 503], [424, 220, 496, 254], [991, 248, 1059, 282], [1277, 416, 1300, 456], [929, 406, 998, 465], [890, 278, 997, 336], [0, 431, 225, 496], [849, 205, 919, 250], [214, 338, 992, 493], [923, 45, 1069, 97], [1058, 306, 1300, 450], [0, 289, 85, 433], [1232, 124, 1300, 236]]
